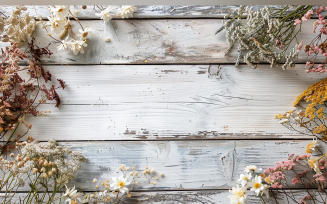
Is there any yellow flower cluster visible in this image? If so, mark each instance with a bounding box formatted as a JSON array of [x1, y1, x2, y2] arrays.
[[293, 78, 327, 120]]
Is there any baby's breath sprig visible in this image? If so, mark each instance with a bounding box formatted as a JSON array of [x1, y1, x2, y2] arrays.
[[216, 5, 314, 69], [69, 164, 164, 204], [0, 137, 87, 203]]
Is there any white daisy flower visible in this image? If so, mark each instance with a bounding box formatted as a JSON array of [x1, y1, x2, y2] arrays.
[[96, 7, 113, 22], [77, 27, 94, 40], [228, 186, 247, 201], [248, 176, 265, 196], [51, 5, 70, 20], [244, 165, 262, 173], [230, 196, 247, 204], [63, 185, 77, 203], [110, 175, 131, 195], [46, 16, 65, 34], [260, 184, 270, 198], [117, 5, 137, 19], [69, 39, 87, 55], [237, 173, 252, 187], [57, 37, 70, 51]]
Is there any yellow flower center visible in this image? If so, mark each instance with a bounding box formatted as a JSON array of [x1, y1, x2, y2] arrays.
[[254, 183, 261, 189], [243, 177, 248, 180], [118, 181, 125, 187], [59, 8, 63, 12]]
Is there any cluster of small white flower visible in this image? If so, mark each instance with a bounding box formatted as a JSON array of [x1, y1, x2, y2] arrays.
[[0, 137, 86, 203], [229, 165, 269, 204], [216, 6, 302, 69], [43, 5, 137, 55], [62, 164, 163, 203], [0, 6, 36, 47], [22, 138, 87, 185], [96, 5, 137, 22]]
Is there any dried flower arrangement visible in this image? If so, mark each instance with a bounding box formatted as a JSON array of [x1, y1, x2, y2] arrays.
[[216, 5, 314, 69], [301, 6, 327, 73], [0, 6, 36, 47], [1, 5, 137, 55], [61, 165, 164, 203], [216, 5, 327, 72], [274, 78, 327, 141], [229, 140, 327, 204], [0, 137, 87, 203], [0, 40, 65, 155]]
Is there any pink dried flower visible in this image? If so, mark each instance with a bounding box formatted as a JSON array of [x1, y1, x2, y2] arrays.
[[288, 154, 295, 160], [313, 25, 318, 33], [304, 9, 314, 19], [320, 27, 327, 35], [317, 14, 327, 25], [305, 62, 311, 68], [292, 177, 300, 185], [294, 19, 301, 25], [271, 182, 283, 189], [298, 41, 303, 51], [264, 167, 275, 174], [316, 6, 324, 15]]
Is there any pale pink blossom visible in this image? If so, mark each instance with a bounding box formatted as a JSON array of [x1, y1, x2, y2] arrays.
[[294, 19, 301, 25], [320, 27, 327, 35], [298, 40, 303, 51], [304, 9, 314, 19], [305, 62, 311, 68], [316, 6, 324, 15]]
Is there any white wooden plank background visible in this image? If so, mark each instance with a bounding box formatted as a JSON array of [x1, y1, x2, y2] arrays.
[[0, 5, 287, 19], [1, 5, 324, 204], [1, 190, 317, 204], [9, 64, 321, 141], [0, 19, 323, 64]]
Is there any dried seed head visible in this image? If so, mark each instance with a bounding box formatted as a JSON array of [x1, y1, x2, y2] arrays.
[[82, 5, 87, 9]]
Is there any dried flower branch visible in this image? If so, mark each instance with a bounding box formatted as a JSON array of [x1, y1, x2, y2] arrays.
[[275, 78, 327, 141], [216, 5, 314, 69], [0, 40, 65, 155], [0, 137, 87, 203], [229, 140, 327, 204]]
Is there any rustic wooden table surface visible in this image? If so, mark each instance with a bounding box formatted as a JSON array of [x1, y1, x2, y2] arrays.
[[0, 5, 322, 203]]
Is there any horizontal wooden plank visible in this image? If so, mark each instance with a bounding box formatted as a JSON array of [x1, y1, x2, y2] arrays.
[[36, 64, 324, 105], [7, 103, 311, 141], [0, 190, 318, 204], [0, 5, 285, 19], [6, 64, 322, 140], [0, 19, 322, 64], [0, 140, 317, 191]]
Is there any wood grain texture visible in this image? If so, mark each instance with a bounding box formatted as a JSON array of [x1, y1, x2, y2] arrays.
[[0, 190, 319, 204], [0, 19, 322, 65], [0, 140, 317, 191], [0, 5, 285, 19], [7, 64, 321, 141]]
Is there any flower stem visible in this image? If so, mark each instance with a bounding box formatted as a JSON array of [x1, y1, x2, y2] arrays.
[[259, 194, 266, 204]]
